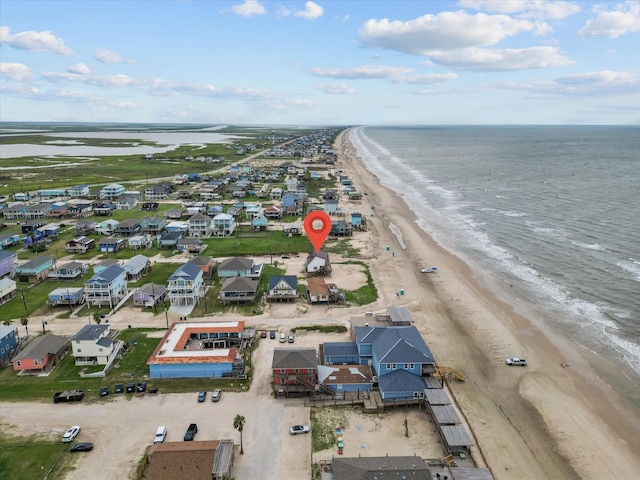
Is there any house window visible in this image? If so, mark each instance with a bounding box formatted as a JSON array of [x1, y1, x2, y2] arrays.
[[391, 363, 397, 370], [34, 360, 38, 365], [337, 384, 343, 390], [410, 363, 415, 369], [77, 349, 81, 353], [294, 368, 299, 374], [16, 361, 21, 367], [404, 363, 409, 369]]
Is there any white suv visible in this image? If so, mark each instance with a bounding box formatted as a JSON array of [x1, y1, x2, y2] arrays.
[[506, 358, 527, 366]]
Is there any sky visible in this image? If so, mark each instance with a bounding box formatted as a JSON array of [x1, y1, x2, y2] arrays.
[[1, 0, 639, 125]]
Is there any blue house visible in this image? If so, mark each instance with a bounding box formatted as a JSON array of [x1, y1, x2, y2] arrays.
[[0, 325, 19, 363], [317, 364, 374, 394], [167, 261, 205, 307], [354, 325, 436, 401], [0, 250, 18, 279], [97, 237, 125, 253], [84, 264, 128, 308], [0, 233, 21, 250], [322, 342, 360, 365], [47, 287, 85, 308], [320, 322, 438, 401]]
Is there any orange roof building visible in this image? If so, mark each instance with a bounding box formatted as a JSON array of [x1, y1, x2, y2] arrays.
[[147, 321, 245, 378]]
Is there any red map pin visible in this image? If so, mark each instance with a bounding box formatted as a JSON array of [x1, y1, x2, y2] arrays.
[[303, 211, 332, 252]]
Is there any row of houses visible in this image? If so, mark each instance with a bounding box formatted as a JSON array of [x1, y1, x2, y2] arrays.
[[7, 323, 119, 373], [143, 308, 436, 402]]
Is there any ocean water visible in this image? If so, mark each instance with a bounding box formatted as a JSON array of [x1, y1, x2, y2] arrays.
[[349, 126, 640, 385]]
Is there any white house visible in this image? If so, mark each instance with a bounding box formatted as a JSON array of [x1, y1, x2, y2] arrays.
[[71, 324, 114, 366]]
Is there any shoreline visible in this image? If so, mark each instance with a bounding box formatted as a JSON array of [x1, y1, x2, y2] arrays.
[[335, 128, 640, 479]]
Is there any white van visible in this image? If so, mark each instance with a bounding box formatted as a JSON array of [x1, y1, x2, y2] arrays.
[[154, 426, 167, 444]]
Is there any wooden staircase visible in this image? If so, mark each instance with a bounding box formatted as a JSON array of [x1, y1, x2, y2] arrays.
[[434, 366, 466, 382]]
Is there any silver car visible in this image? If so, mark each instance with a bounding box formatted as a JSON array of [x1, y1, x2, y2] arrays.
[[211, 389, 221, 402]]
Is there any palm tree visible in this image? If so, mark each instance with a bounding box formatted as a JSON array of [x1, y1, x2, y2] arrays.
[[233, 414, 245, 454]]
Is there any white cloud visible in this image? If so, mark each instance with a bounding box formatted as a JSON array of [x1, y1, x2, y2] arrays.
[[231, 0, 266, 17], [391, 73, 458, 84], [68, 63, 90, 75], [502, 70, 639, 96], [0, 62, 34, 81], [578, 1, 640, 38], [42, 72, 86, 82], [458, 0, 581, 20], [308, 65, 414, 80], [359, 11, 537, 53], [0, 26, 73, 55], [315, 82, 355, 94], [93, 49, 134, 64], [294, 1, 324, 20], [87, 74, 136, 87], [425, 46, 573, 71]]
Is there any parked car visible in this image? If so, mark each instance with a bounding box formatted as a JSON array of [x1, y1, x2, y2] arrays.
[[289, 425, 310, 435], [137, 381, 147, 392], [260, 330, 267, 338], [184, 423, 198, 441], [270, 330, 276, 339], [126, 382, 136, 393], [99, 386, 109, 397], [211, 389, 221, 402], [53, 390, 84, 403], [69, 442, 94, 452], [149, 386, 159, 394], [506, 357, 527, 366], [279, 333, 286, 343], [62, 426, 81, 443], [114, 383, 124, 394], [288, 334, 294, 343], [154, 426, 167, 444], [197, 391, 206, 402]]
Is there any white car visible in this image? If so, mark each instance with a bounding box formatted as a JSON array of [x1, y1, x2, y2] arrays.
[[62, 425, 81, 443], [289, 425, 310, 435], [154, 426, 167, 444], [506, 357, 527, 366], [421, 266, 438, 273]]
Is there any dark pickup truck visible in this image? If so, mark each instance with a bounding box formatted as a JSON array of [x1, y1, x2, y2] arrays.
[[183, 423, 198, 441], [53, 390, 85, 403]]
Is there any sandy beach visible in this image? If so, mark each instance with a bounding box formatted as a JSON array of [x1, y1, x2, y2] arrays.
[[3, 129, 640, 480], [333, 130, 640, 479]]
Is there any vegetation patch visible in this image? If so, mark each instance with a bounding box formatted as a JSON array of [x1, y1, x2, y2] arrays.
[[340, 262, 378, 306], [324, 238, 362, 258], [291, 325, 347, 334], [310, 407, 351, 452], [0, 431, 73, 480]]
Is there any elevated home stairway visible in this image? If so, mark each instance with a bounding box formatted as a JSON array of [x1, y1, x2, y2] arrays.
[[434, 366, 466, 382]]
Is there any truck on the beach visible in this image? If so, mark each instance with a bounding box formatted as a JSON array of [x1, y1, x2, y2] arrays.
[[53, 390, 85, 403]]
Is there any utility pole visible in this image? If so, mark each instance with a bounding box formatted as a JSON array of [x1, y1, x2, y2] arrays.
[[21, 289, 29, 317]]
